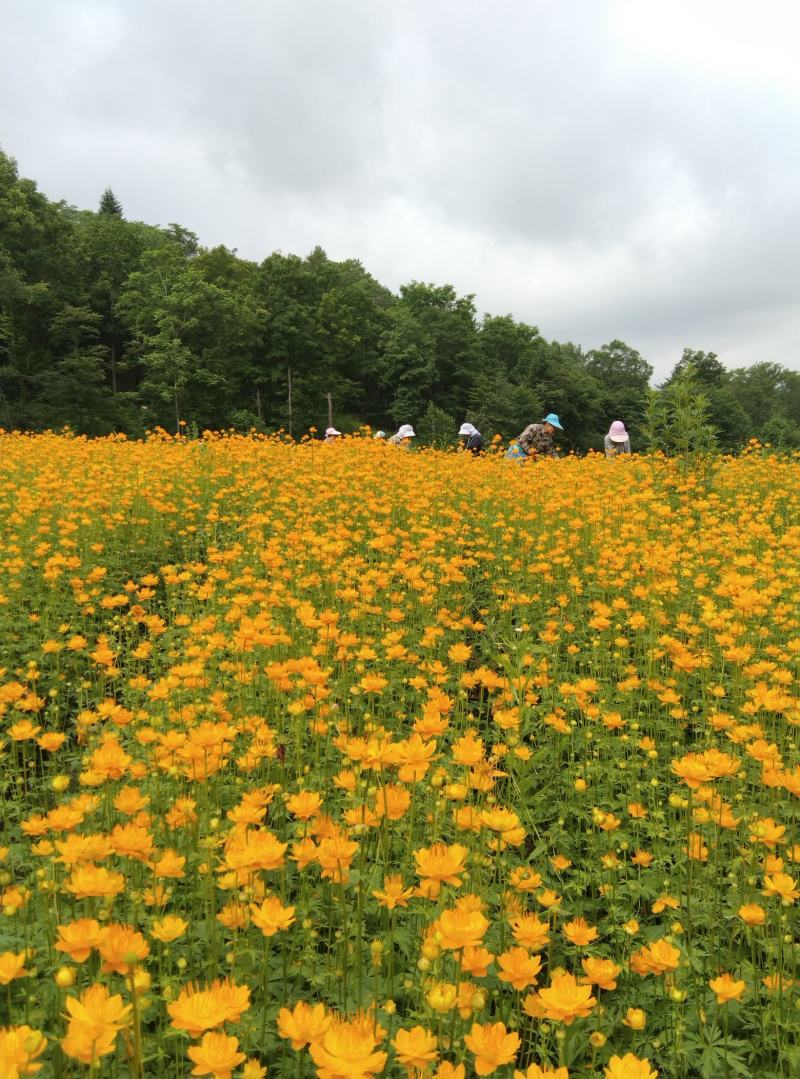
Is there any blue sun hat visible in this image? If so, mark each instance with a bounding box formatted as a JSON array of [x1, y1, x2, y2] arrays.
[[543, 413, 563, 430]]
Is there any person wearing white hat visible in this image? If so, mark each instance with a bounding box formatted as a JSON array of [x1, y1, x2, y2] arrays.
[[388, 424, 415, 447], [458, 422, 483, 454], [604, 420, 631, 456], [324, 427, 341, 442]]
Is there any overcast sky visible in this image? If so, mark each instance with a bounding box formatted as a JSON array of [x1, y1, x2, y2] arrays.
[[2, 0, 799, 378]]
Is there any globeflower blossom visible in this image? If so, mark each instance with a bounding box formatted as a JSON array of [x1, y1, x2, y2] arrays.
[[464, 1021, 520, 1076]]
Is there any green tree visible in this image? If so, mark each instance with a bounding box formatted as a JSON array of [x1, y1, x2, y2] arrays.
[[585, 339, 652, 440], [643, 362, 718, 456], [98, 188, 123, 217], [416, 400, 456, 447]]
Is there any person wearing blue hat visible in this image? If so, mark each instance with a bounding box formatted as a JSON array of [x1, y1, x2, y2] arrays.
[[514, 413, 563, 458]]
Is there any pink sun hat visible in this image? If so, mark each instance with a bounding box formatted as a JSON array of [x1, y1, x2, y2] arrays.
[[607, 420, 629, 443]]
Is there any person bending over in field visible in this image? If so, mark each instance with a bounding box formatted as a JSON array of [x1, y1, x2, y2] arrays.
[[604, 420, 631, 456], [388, 424, 416, 447], [324, 427, 341, 442], [514, 413, 563, 458], [458, 422, 483, 454]]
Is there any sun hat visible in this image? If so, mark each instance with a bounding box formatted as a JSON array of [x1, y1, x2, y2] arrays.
[[325, 427, 341, 436], [607, 420, 628, 443], [542, 413, 563, 430], [459, 422, 478, 437], [374, 430, 386, 439], [397, 424, 416, 438]]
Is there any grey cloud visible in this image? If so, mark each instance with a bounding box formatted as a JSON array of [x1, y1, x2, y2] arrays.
[[1, 0, 799, 378]]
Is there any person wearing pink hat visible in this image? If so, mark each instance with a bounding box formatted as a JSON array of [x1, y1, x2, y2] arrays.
[[604, 420, 631, 457]]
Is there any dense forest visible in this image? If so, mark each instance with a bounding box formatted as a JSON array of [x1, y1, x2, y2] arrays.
[[2, 149, 799, 451]]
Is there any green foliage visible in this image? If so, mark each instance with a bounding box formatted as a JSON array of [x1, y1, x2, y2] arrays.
[[643, 362, 719, 456], [98, 187, 123, 216], [415, 400, 456, 447], [2, 148, 800, 452]]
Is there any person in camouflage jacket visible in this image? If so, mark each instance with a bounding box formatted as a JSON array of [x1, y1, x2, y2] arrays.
[[516, 413, 563, 458]]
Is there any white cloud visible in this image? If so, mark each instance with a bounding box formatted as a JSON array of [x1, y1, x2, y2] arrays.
[[1, 0, 799, 378]]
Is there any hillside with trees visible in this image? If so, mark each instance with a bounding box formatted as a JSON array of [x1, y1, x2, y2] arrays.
[[2, 149, 799, 450]]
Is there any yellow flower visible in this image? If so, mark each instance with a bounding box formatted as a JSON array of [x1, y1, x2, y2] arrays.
[[436, 907, 489, 951], [535, 972, 597, 1025], [464, 1021, 520, 1076], [629, 938, 681, 977], [414, 843, 468, 891], [97, 924, 150, 974], [0, 951, 29, 985], [393, 1025, 438, 1069], [187, 1032, 247, 1078], [250, 897, 296, 937], [604, 1053, 658, 1078], [309, 1019, 388, 1078], [151, 915, 189, 943], [737, 903, 766, 926], [709, 973, 746, 1004], [372, 874, 414, 910], [277, 1000, 332, 1050], [0, 1025, 47, 1075], [623, 1008, 647, 1030], [168, 979, 251, 1037], [562, 917, 598, 946], [496, 947, 543, 991], [762, 872, 800, 904], [62, 984, 131, 1064], [514, 1066, 569, 1079]]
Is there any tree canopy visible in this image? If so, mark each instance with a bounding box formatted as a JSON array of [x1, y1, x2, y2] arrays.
[[0, 149, 797, 450]]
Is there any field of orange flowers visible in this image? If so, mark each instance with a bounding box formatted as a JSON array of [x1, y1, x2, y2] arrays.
[[1, 431, 799, 1079]]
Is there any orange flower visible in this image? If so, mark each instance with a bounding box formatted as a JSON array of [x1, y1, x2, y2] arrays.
[[372, 874, 414, 910], [250, 896, 296, 937], [0, 951, 28, 985], [436, 908, 489, 951], [317, 834, 359, 884], [62, 984, 131, 1064], [562, 917, 598, 946], [0, 1024, 46, 1075], [496, 947, 543, 991], [373, 785, 411, 821], [151, 915, 189, 943], [426, 982, 458, 1014], [464, 1021, 520, 1076], [762, 872, 800, 904], [623, 1008, 647, 1030], [359, 673, 388, 694], [581, 956, 621, 991], [535, 972, 597, 1025], [286, 790, 324, 819], [459, 945, 494, 978], [414, 843, 468, 892], [738, 903, 766, 926], [514, 1066, 569, 1079], [709, 973, 746, 1004], [64, 864, 126, 899], [434, 1064, 466, 1079], [309, 1019, 387, 1078], [393, 1025, 438, 1069], [629, 938, 681, 977], [53, 919, 103, 962], [509, 913, 549, 952], [604, 1053, 659, 1078], [168, 979, 251, 1037], [97, 925, 150, 974], [187, 1032, 246, 1078], [277, 1001, 332, 1050]]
